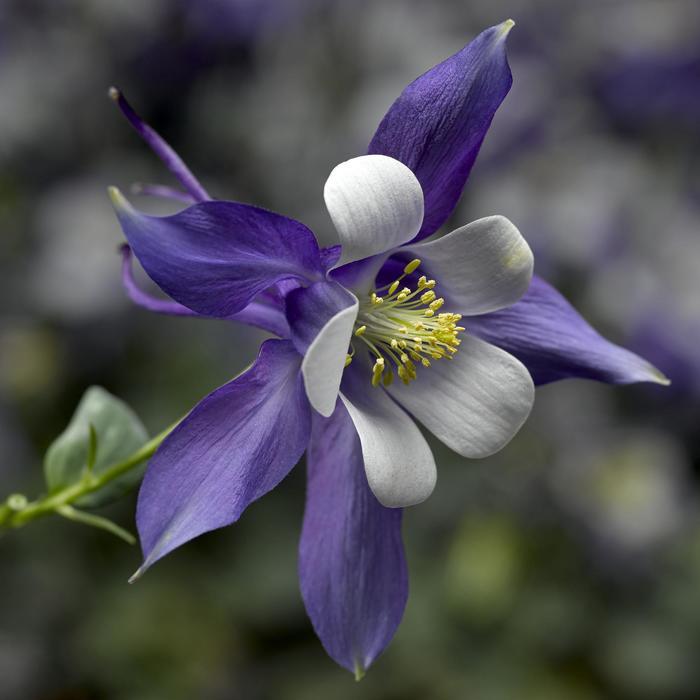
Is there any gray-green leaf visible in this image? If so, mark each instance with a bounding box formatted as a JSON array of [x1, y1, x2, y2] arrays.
[[44, 386, 149, 508]]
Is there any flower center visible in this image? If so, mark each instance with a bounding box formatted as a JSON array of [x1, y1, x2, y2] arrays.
[[346, 258, 464, 386]]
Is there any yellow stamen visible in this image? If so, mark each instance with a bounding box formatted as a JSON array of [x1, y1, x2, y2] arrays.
[[349, 270, 465, 386]]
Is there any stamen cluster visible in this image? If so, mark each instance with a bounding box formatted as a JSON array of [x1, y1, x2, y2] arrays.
[[346, 259, 464, 386]]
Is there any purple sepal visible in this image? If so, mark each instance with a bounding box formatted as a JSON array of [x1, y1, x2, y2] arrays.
[[368, 22, 513, 241], [109, 87, 210, 203], [111, 193, 325, 319], [134, 339, 310, 575], [468, 275, 669, 386], [285, 280, 356, 353], [299, 403, 408, 676], [120, 245, 291, 336]]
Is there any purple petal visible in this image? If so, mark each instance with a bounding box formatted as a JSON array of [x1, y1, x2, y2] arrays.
[[134, 339, 310, 575], [467, 275, 669, 386], [368, 21, 514, 241], [120, 245, 291, 336], [109, 87, 210, 203], [110, 188, 324, 319], [299, 403, 408, 676]]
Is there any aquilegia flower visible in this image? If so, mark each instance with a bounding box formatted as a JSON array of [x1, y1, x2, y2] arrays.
[[109, 21, 667, 675]]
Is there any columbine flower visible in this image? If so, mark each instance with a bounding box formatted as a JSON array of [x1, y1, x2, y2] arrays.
[[109, 21, 667, 676]]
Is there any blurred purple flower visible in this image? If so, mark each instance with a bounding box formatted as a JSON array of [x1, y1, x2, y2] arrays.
[[596, 50, 700, 130], [109, 22, 666, 675], [182, 0, 311, 43]]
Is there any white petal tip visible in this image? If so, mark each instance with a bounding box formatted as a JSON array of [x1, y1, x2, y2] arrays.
[[304, 389, 337, 418], [354, 661, 366, 682], [324, 155, 424, 268], [406, 214, 533, 315], [301, 365, 336, 416], [387, 336, 535, 460], [340, 386, 437, 509], [127, 566, 144, 584], [108, 186, 132, 213], [369, 468, 437, 508], [648, 368, 671, 386], [499, 19, 515, 36], [374, 488, 434, 509]]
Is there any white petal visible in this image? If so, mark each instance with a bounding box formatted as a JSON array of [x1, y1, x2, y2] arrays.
[[302, 296, 358, 417], [406, 215, 533, 315], [340, 378, 436, 508], [387, 334, 535, 458], [324, 155, 424, 268]]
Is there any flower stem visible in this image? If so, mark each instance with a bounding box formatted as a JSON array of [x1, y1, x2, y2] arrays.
[[0, 422, 177, 531]]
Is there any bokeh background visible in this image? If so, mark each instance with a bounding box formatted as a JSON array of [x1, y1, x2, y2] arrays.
[[2, 0, 700, 698]]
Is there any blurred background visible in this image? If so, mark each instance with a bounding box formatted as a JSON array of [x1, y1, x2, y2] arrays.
[[1, 0, 699, 698]]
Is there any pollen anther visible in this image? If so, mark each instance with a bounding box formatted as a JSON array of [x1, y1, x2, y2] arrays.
[[404, 258, 421, 274]]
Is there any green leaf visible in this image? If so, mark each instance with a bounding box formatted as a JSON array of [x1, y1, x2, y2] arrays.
[[44, 386, 149, 508], [86, 423, 98, 472]]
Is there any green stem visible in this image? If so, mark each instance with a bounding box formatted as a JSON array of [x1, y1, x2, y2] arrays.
[[0, 422, 177, 530]]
